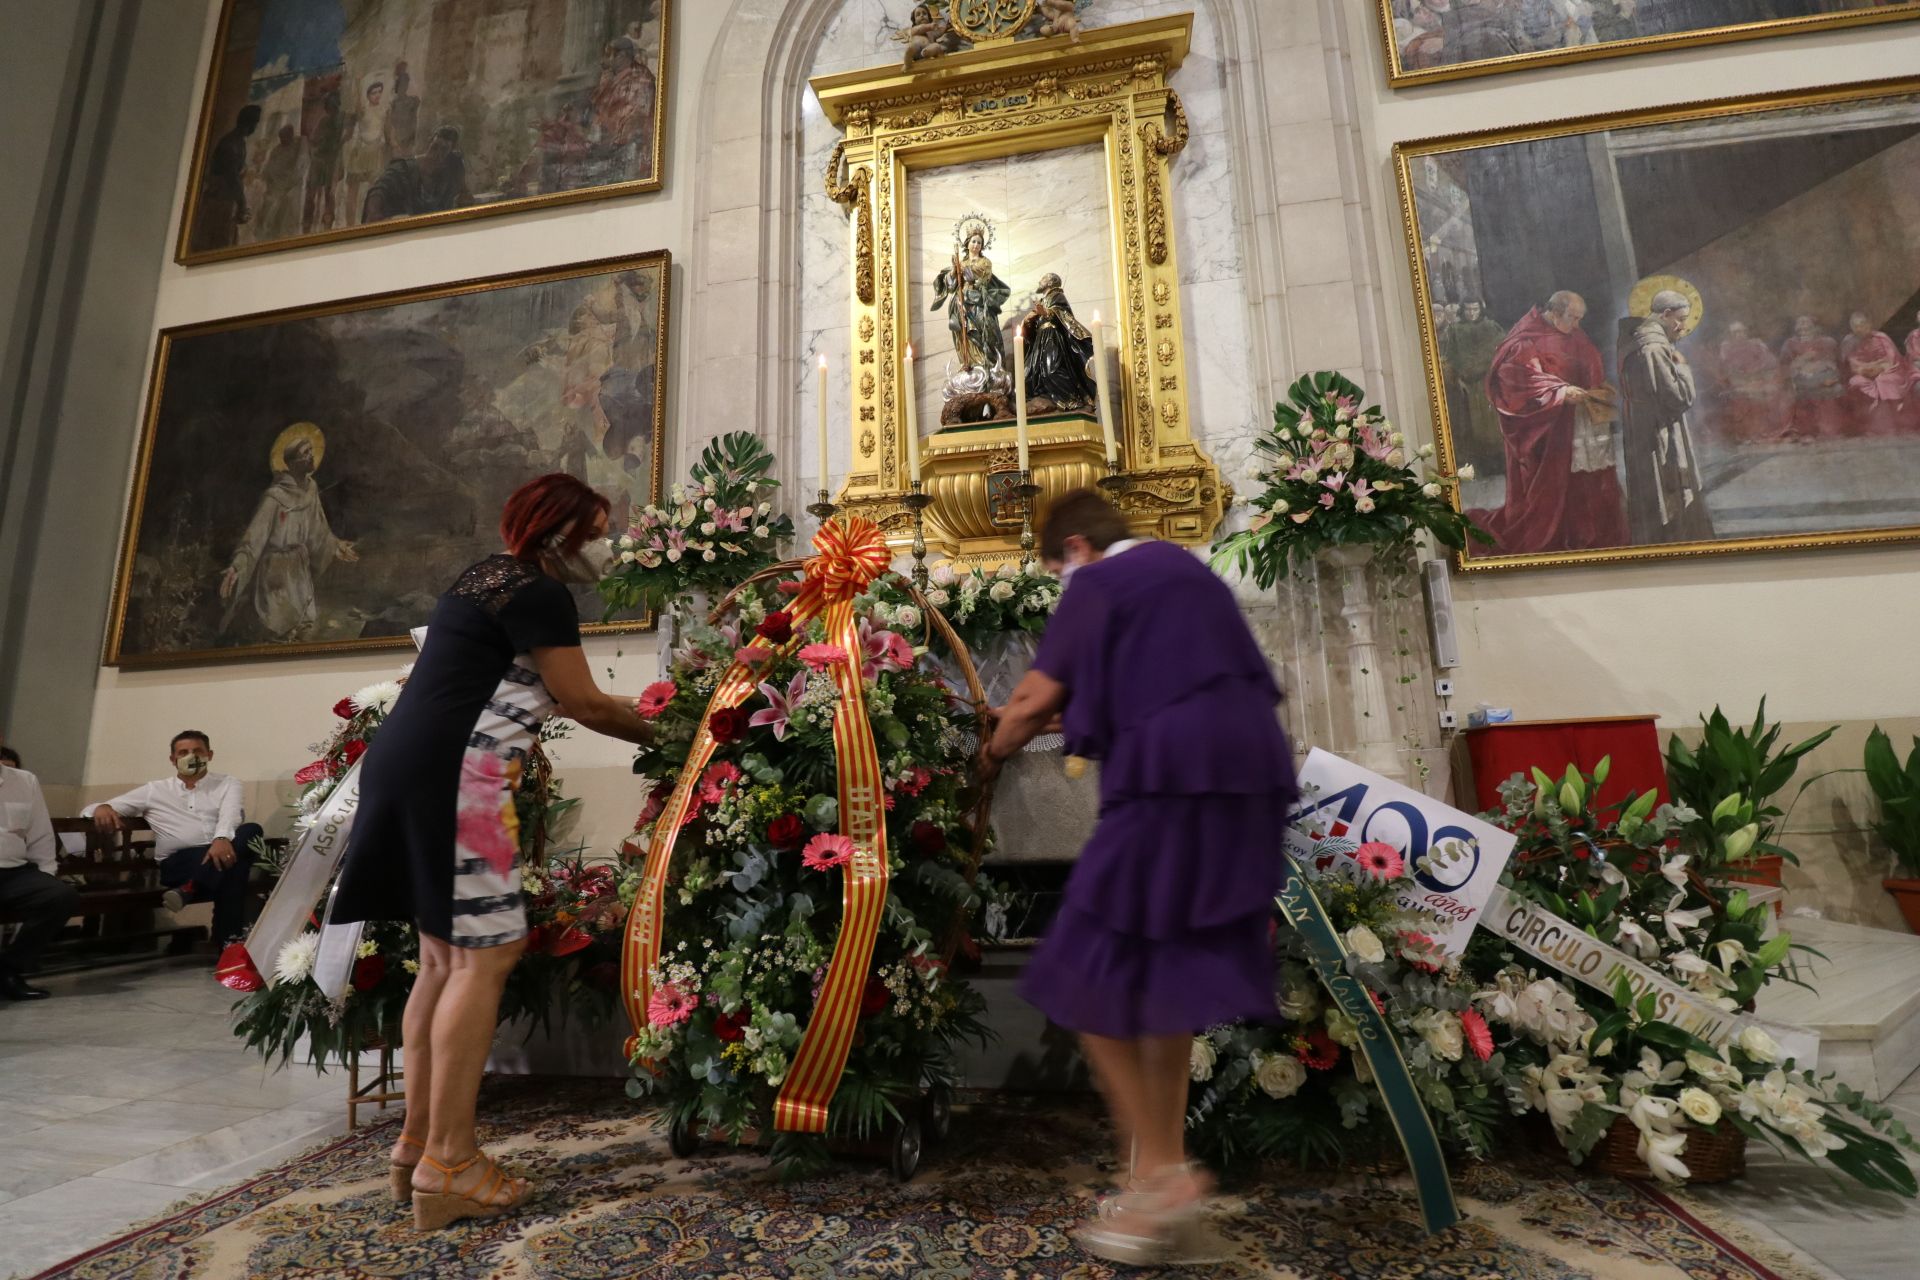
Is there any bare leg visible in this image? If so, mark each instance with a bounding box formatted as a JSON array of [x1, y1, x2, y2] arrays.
[[1138, 1034, 1210, 1203], [1079, 1033, 1146, 1182], [393, 932, 450, 1164], [414, 933, 525, 1195]]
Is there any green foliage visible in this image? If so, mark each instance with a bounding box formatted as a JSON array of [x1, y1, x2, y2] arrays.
[[1864, 726, 1920, 876], [1665, 701, 1835, 869]]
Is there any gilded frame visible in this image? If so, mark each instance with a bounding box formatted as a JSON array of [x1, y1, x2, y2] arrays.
[[1375, 1, 1920, 89], [175, 0, 673, 265], [1393, 75, 1920, 573], [105, 250, 672, 667], [810, 15, 1226, 563]]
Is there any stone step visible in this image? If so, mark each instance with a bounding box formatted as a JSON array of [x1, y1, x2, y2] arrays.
[[1755, 916, 1920, 1101]]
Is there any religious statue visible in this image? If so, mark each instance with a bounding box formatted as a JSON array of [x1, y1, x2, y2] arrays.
[[895, 4, 965, 67], [1034, 0, 1084, 38], [1019, 272, 1099, 414], [931, 216, 1012, 375]]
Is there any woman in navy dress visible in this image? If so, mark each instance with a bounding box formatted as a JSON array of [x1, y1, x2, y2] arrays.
[[331, 474, 653, 1230], [985, 488, 1296, 1265]]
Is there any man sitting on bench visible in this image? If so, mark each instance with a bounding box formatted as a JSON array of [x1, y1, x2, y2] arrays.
[[2, 738, 78, 999], [86, 730, 262, 958]]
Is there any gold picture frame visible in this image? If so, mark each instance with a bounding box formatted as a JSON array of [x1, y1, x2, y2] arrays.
[[1394, 76, 1920, 572], [1375, 1, 1920, 89], [176, 0, 672, 265], [106, 251, 671, 667], [810, 15, 1226, 564]]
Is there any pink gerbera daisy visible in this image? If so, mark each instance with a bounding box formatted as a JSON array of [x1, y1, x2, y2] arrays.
[[1353, 841, 1405, 881], [635, 680, 677, 719], [799, 643, 849, 673], [1461, 1009, 1494, 1062], [802, 833, 855, 872], [647, 982, 698, 1027]]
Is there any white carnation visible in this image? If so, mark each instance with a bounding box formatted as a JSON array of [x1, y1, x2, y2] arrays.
[[275, 934, 320, 985], [1189, 1037, 1217, 1082], [1254, 1051, 1307, 1100]]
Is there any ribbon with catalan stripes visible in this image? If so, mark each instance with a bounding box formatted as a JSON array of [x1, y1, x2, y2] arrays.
[[620, 517, 896, 1133], [1277, 856, 1461, 1236]]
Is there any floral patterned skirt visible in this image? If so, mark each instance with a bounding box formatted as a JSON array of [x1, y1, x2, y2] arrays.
[[448, 748, 527, 949]]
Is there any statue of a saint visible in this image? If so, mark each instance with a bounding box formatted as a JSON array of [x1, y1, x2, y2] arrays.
[[931, 217, 1011, 374], [1019, 272, 1099, 412]]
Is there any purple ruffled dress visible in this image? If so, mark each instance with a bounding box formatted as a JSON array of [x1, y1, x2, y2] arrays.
[[1019, 540, 1297, 1039]]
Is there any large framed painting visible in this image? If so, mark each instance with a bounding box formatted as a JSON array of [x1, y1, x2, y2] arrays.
[[106, 252, 670, 666], [177, 0, 672, 264], [1395, 78, 1920, 571], [1377, 2, 1920, 88]]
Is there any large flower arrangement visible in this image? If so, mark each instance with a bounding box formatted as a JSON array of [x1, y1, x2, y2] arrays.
[[1211, 371, 1487, 586], [231, 677, 624, 1069], [1469, 761, 1917, 1193], [1186, 822, 1506, 1169], [598, 432, 796, 618], [873, 562, 1061, 653], [622, 575, 994, 1177]]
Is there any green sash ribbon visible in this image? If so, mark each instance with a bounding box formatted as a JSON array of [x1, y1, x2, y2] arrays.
[[1277, 856, 1461, 1236]]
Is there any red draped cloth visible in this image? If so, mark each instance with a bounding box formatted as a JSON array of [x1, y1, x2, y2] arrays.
[[1470, 307, 1628, 555]]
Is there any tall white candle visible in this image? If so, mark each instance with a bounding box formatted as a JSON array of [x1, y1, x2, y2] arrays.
[[1091, 311, 1116, 466], [816, 354, 829, 493], [904, 345, 921, 484], [1013, 327, 1030, 473]]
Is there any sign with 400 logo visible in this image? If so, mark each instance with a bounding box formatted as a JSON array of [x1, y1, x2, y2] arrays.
[[1284, 748, 1517, 957]]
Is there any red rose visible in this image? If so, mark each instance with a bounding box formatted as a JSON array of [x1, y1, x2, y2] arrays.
[[909, 821, 946, 859], [351, 954, 386, 992], [860, 977, 891, 1018], [709, 707, 750, 743], [714, 1007, 751, 1042], [342, 739, 367, 766], [294, 760, 329, 785], [332, 697, 356, 719], [756, 611, 795, 644], [767, 814, 807, 849]]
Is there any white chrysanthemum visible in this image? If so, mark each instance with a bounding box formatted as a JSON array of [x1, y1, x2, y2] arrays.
[[356, 939, 379, 959], [352, 681, 403, 715], [275, 934, 320, 985], [402, 959, 420, 975]]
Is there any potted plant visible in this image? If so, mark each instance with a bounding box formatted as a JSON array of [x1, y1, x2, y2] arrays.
[[1866, 727, 1920, 932], [1664, 701, 1835, 898]]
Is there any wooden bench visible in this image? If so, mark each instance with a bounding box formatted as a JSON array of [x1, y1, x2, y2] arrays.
[[0, 818, 205, 965]]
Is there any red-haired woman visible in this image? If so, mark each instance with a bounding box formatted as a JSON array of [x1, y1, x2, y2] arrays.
[[331, 473, 653, 1230]]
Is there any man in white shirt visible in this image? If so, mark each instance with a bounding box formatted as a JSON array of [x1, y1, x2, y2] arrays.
[[87, 730, 263, 952], [1, 745, 78, 999]]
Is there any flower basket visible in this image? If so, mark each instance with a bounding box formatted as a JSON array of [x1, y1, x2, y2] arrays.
[[625, 546, 1001, 1181], [1590, 1115, 1746, 1184]]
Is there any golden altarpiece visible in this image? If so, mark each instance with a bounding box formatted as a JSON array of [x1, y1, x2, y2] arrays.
[[811, 12, 1226, 564]]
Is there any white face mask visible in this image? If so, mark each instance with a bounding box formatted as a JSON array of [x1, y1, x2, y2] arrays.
[[547, 534, 616, 584], [175, 751, 209, 780]]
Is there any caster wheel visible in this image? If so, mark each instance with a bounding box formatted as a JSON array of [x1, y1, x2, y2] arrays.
[[891, 1114, 924, 1181], [922, 1083, 953, 1144], [667, 1115, 699, 1158]]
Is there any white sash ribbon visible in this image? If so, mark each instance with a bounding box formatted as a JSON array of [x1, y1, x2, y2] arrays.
[[242, 762, 363, 985]]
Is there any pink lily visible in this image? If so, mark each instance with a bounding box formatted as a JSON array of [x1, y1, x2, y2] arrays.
[[858, 619, 914, 680], [1349, 477, 1374, 504], [1321, 472, 1347, 493], [749, 669, 809, 741]]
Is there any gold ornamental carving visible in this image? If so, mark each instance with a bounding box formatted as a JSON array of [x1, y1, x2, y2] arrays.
[[811, 15, 1223, 564], [948, 0, 1038, 44]]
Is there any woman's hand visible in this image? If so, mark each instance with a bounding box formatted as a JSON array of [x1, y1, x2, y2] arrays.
[[531, 645, 655, 746]]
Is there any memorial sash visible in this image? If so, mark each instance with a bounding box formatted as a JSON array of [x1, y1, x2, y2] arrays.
[[619, 517, 895, 1133], [219, 762, 364, 991], [1278, 856, 1461, 1236]]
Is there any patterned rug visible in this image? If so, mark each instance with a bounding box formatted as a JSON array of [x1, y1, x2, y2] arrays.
[[26, 1079, 1833, 1279]]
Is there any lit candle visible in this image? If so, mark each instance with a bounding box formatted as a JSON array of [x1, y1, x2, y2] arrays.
[[904, 345, 921, 484], [1013, 327, 1030, 473], [1091, 311, 1116, 467], [816, 354, 829, 493]]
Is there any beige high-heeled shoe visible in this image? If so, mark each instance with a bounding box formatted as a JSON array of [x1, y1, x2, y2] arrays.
[[410, 1151, 532, 1231], [389, 1134, 424, 1204], [1076, 1163, 1223, 1267]]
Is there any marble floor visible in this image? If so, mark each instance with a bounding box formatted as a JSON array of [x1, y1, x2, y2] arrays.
[[2, 961, 1918, 1280]]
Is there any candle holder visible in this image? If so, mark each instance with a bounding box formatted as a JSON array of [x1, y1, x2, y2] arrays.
[[900, 482, 935, 590], [807, 488, 839, 524], [1013, 473, 1043, 572], [1097, 460, 1129, 496]]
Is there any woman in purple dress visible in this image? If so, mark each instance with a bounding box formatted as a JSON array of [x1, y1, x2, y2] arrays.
[[985, 489, 1296, 1265]]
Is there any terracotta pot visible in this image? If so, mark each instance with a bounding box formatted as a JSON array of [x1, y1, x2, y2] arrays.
[[1883, 877, 1920, 934], [1724, 853, 1785, 918]]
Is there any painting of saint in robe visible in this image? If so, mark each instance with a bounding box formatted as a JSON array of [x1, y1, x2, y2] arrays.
[[1618, 293, 1714, 547], [219, 423, 359, 642]]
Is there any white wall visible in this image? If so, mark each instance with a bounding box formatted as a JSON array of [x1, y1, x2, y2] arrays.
[[78, 1, 735, 852], [1336, 6, 1920, 727]]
